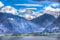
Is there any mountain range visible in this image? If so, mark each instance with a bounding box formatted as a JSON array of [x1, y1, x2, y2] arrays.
[[0, 12, 45, 34]]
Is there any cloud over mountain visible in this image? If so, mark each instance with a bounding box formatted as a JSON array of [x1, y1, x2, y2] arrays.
[[0, 6, 18, 15]]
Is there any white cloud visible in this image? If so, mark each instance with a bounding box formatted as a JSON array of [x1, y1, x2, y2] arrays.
[[0, 1, 4, 7], [44, 7, 60, 18], [19, 8, 37, 13], [15, 4, 43, 7], [23, 14, 35, 20], [39, 3, 60, 18], [0, 6, 18, 15], [44, 6, 59, 11], [19, 9, 26, 13], [51, 3, 60, 7], [43, 3, 60, 12]]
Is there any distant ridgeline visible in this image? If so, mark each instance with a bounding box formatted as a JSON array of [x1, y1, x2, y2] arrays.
[[0, 12, 60, 34]]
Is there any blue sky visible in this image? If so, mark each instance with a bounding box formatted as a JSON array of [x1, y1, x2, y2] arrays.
[[0, 0, 60, 12]]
